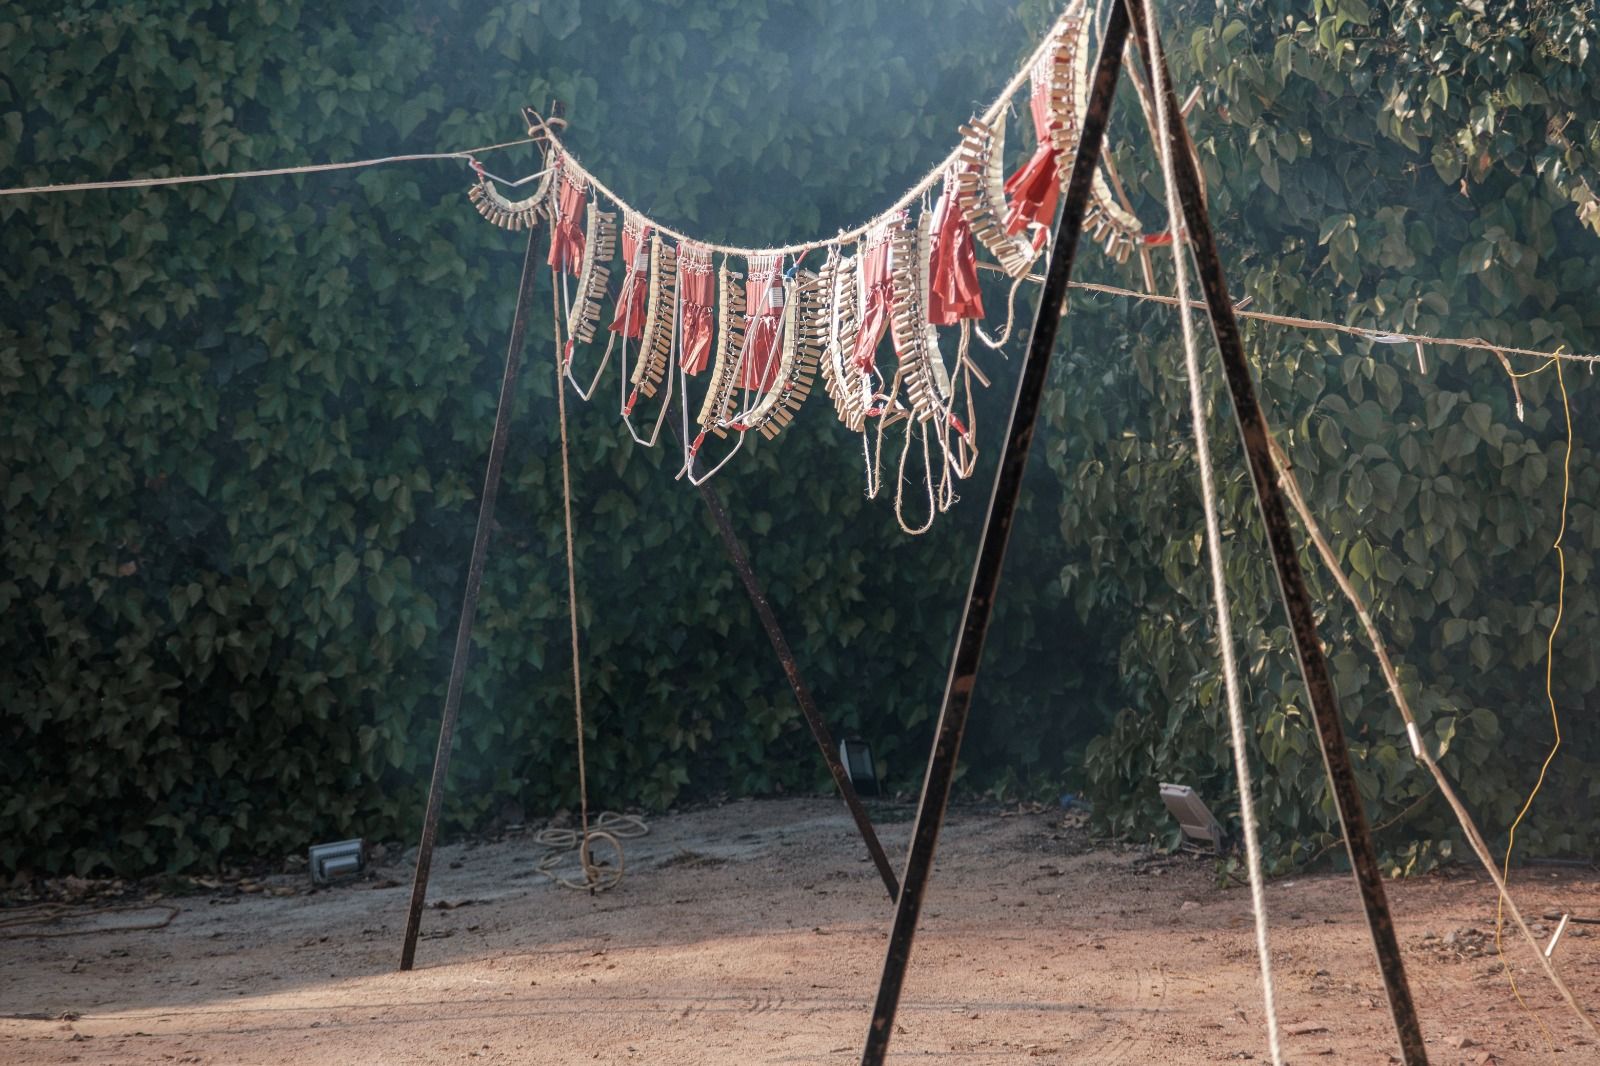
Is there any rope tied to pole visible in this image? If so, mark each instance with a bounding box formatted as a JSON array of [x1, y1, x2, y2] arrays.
[[547, 263, 646, 894]]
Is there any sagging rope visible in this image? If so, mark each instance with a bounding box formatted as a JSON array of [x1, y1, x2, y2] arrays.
[[2, 0, 1060, 242], [546, 266, 648, 893], [0, 136, 544, 198], [1143, 6, 1283, 1063], [533, 16, 1068, 262], [1067, 278, 1600, 367]]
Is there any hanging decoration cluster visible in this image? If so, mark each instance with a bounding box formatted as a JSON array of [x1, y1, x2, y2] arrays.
[[466, 0, 1146, 532]]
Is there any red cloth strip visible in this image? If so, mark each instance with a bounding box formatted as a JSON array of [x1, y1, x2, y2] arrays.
[[678, 243, 715, 375], [1003, 146, 1060, 235], [853, 221, 896, 372], [546, 160, 587, 275], [1003, 53, 1063, 235], [739, 254, 784, 391], [609, 214, 652, 339], [928, 171, 983, 325]]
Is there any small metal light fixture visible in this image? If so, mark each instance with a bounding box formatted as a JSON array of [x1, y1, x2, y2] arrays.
[[309, 838, 366, 885], [1159, 783, 1224, 853], [839, 739, 881, 798]]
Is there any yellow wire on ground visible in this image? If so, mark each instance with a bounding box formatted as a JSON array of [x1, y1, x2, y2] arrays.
[[1495, 352, 1574, 1048]]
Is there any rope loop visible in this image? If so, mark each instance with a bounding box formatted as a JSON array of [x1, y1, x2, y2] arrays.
[[534, 812, 649, 893]]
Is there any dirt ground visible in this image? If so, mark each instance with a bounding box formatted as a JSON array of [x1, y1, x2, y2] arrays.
[[2, 798, 1598, 1065]]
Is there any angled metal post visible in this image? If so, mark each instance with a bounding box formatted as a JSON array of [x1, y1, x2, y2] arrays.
[[1121, 0, 1427, 1059], [858, 8, 1132, 1062], [664, 408, 900, 901], [399, 206, 549, 973], [399, 104, 564, 973]]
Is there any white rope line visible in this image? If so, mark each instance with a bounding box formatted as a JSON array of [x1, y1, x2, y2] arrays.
[[1062, 277, 1600, 366], [974, 263, 1600, 366], [0, 137, 543, 198], [1143, 8, 1283, 1064], [538, 5, 1078, 259], [565, 327, 614, 401], [3, 0, 1064, 234]]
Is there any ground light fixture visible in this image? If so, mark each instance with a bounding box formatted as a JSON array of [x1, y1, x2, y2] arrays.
[[839, 739, 880, 798], [1159, 783, 1224, 853], [309, 839, 366, 885]]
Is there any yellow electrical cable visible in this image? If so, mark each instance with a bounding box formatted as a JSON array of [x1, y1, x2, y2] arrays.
[[1494, 349, 1572, 1051]]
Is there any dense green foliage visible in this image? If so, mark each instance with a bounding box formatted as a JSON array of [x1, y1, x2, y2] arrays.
[[3, 0, 1598, 877], [1062, 0, 1600, 871], [0, 0, 1089, 875]]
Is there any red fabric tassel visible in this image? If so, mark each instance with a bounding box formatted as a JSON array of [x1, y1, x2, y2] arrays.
[[853, 221, 897, 372], [1002, 147, 1060, 235], [546, 160, 587, 275], [608, 214, 651, 339], [739, 254, 784, 391], [1002, 57, 1063, 236], [928, 171, 984, 325], [678, 243, 715, 375]]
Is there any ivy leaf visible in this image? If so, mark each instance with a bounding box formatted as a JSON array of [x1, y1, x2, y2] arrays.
[[331, 551, 358, 597], [1427, 75, 1448, 110], [1348, 538, 1374, 578], [1317, 418, 1344, 457]]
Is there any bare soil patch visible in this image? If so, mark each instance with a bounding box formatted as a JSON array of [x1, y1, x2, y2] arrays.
[[3, 798, 1597, 1064]]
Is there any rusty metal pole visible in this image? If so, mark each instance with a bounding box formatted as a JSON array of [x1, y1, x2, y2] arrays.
[[665, 410, 900, 901], [399, 103, 564, 970], [858, 9, 1131, 1062], [399, 225, 540, 972], [1120, 2, 1427, 1060]]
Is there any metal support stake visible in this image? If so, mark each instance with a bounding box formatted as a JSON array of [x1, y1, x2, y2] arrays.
[[399, 223, 545, 972], [1121, 1, 1427, 1059], [665, 410, 900, 901], [858, 8, 1131, 1062]]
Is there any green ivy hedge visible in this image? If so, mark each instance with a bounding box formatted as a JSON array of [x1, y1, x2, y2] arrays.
[[0, 0, 1098, 876], [1056, 0, 1600, 872], [3, 0, 1597, 877]]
